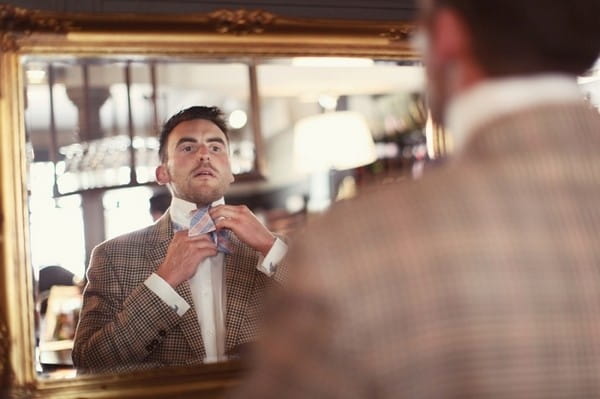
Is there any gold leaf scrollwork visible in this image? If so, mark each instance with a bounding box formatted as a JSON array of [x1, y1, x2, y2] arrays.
[[380, 25, 414, 43], [208, 9, 276, 35], [0, 4, 72, 52]]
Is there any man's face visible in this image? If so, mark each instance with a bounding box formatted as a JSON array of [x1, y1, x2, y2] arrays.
[[156, 119, 235, 206]]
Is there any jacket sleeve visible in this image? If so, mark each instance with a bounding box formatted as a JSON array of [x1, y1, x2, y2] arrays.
[[71, 242, 182, 373], [270, 234, 290, 285]]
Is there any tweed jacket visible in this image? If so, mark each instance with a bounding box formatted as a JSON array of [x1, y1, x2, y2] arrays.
[[235, 102, 600, 398], [72, 211, 282, 373]]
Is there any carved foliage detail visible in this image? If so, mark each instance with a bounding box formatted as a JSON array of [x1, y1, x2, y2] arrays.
[[0, 4, 72, 51], [380, 25, 415, 43], [208, 9, 276, 35]]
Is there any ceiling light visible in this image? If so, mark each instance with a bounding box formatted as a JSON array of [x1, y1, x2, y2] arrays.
[[318, 95, 338, 111], [26, 69, 47, 85], [229, 109, 248, 129]]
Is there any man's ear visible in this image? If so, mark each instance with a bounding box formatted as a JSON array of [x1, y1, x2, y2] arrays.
[[432, 8, 472, 63], [155, 164, 170, 185]]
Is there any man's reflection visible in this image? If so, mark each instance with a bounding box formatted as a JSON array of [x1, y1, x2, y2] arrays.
[[73, 106, 287, 373]]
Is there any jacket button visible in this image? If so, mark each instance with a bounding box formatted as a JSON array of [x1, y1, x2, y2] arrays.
[[145, 344, 153, 351], [158, 330, 166, 337], [151, 339, 158, 345]]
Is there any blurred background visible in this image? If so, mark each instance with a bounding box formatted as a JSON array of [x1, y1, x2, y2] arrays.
[[24, 56, 436, 280]]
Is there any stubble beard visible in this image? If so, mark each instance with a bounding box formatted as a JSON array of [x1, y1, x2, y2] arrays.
[[190, 188, 224, 207], [168, 175, 229, 207], [184, 181, 227, 207]]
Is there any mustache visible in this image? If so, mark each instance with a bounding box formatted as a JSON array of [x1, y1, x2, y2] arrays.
[[192, 163, 218, 177]]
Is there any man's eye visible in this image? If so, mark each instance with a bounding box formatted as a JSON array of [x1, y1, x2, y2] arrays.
[[210, 145, 222, 152], [182, 145, 193, 152]]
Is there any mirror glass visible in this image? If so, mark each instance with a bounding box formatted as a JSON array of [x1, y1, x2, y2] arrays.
[[24, 54, 427, 379]]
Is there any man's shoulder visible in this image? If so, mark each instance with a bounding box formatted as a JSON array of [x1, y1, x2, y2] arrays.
[[314, 167, 470, 232], [95, 221, 165, 254], [466, 101, 600, 158]]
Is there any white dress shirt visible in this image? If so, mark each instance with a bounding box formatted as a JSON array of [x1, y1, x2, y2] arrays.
[[144, 196, 288, 363], [446, 74, 584, 153]]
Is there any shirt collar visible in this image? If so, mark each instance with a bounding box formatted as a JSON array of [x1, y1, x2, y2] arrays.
[[169, 196, 225, 228], [446, 74, 583, 153]]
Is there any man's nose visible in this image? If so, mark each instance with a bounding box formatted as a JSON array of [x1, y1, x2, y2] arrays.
[[198, 145, 210, 161]]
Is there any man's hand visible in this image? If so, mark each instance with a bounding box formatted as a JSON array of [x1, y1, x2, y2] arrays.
[[156, 230, 217, 288], [210, 205, 276, 257]]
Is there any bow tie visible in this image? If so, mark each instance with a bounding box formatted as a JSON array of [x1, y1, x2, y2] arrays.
[[175, 206, 231, 254]]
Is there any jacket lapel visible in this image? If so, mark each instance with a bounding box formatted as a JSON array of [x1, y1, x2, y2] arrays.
[[145, 212, 206, 360], [224, 231, 257, 353]]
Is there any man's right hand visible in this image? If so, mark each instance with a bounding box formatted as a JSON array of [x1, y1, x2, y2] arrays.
[[156, 230, 218, 288]]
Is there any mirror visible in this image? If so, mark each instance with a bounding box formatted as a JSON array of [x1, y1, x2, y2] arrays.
[[25, 55, 428, 378], [0, 4, 419, 398]]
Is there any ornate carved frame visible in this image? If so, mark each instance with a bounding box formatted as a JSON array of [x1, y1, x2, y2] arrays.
[[0, 4, 417, 398]]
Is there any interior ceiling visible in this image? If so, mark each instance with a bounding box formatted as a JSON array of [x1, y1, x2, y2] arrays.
[[24, 61, 425, 131], [7, 0, 417, 21]]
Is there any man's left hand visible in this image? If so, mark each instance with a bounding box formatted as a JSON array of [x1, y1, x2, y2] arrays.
[[210, 205, 276, 257]]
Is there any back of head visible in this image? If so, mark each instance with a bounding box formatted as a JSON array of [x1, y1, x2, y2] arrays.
[[149, 191, 171, 221], [434, 0, 600, 76]]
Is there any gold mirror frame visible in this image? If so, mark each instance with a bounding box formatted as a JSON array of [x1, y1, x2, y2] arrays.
[[0, 4, 417, 398]]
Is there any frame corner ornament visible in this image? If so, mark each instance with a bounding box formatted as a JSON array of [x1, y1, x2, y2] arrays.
[[380, 25, 414, 43], [208, 9, 277, 35], [0, 4, 73, 51]]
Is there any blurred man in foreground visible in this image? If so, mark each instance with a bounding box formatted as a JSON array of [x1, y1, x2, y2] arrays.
[[233, 0, 600, 397]]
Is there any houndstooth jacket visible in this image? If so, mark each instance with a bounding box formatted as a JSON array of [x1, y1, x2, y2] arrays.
[[234, 101, 600, 398], [72, 211, 283, 374]]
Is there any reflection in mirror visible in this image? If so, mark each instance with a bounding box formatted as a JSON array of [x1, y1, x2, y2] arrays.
[[248, 57, 428, 212], [24, 55, 430, 379]]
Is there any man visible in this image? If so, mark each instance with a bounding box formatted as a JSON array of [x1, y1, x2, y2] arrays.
[[149, 191, 171, 222], [234, 1, 600, 398], [73, 106, 287, 373]]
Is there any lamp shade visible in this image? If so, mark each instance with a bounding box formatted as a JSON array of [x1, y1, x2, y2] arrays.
[[294, 111, 377, 173]]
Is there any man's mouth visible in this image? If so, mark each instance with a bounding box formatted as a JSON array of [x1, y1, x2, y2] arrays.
[[193, 168, 216, 178]]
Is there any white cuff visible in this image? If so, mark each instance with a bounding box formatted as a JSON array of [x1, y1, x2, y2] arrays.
[[144, 273, 190, 316], [256, 237, 288, 277]]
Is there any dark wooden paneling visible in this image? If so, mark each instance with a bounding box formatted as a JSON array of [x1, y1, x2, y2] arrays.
[[7, 0, 417, 20]]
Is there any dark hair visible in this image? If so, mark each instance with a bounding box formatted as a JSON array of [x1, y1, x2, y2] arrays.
[[158, 106, 229, 162], [149, 191, 171, 215], [433, 0, 600, 76]]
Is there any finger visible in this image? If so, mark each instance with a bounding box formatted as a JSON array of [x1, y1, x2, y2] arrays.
[[208, 204, 225, 213], [208, 205, 226, 218], [186, 233, 214, 243], [209, 205, 242, 220], [214, 217, 238, 232], [187, 239, 217, 250], [193, 246, 218, 257], [173, 229, 189, 238]]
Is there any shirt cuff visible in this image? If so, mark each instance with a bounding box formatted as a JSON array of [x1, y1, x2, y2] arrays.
[[256, 237, 288, 277], [144, 273, 190, 317]]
